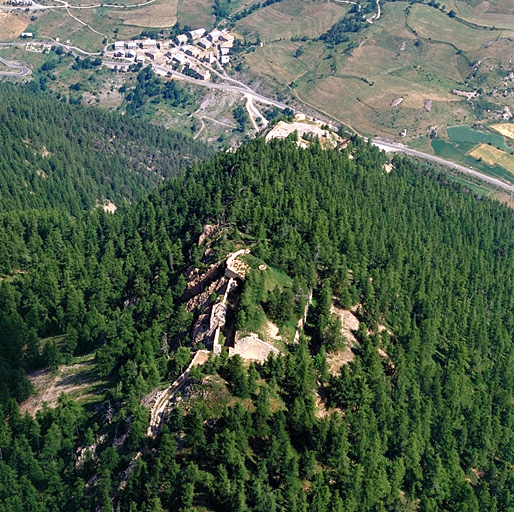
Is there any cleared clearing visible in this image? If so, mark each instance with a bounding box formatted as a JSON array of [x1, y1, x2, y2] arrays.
[[469, 144, 514, 174], [20, 355, 105, 416]]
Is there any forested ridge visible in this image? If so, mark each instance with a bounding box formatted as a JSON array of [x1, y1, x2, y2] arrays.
[[2, 135, 514, 511], [0, 83, 212, 215]]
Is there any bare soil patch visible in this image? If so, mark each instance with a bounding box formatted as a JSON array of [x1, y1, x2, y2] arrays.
[[20, 356, 103, 416]]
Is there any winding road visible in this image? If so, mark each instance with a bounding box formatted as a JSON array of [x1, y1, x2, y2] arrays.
[[1, 37, 512, 195], [0, 55, 30, 76]]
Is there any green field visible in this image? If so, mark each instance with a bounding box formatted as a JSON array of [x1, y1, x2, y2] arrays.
[[432, 139, 514, 184], [447, 125, 510, 150]]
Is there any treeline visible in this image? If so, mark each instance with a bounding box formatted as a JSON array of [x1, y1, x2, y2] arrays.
[[3, 135, 514, 509], [0, 83, 211, 215]]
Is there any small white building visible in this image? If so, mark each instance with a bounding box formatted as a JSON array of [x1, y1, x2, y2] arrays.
[[20, 32, 34, 38], [173, 53, 187, 65], [141, 38, 157, 49], [175, 34, 188, 45], [198, 37, 212, 49], [127, 41, 138, 50], [114, 41, 125, 50], [220, 46, 230, 55], [220, 55, 230, 66], [136, 53, 146, 63], [208, 29, 222, 42], [189, 28, 206, 40]]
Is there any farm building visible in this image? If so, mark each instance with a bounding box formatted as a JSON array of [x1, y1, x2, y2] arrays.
[[114, 41, 125, 50]]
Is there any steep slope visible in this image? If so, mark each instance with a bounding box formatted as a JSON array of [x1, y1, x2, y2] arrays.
[[0, 83, 212, 215], [2, 138, 514, 510]]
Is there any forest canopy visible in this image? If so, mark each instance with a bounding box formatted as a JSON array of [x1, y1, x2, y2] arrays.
[[1, 123, 514, 511]]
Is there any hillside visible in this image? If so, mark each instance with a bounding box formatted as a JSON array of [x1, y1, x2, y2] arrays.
[[3, 136, 514, 510], [0, 82, 212, 214]]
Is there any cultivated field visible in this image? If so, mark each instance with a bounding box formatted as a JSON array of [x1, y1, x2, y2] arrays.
[[492, 124, 514, 141], [109, 0, 179, 28], [449, 0, 514, 30], [176, 0, 215, 29], [408, 4, 514, 52], [235, 0, 347, 42], [470, 144, 514, 175], [0, 12, 30, 40]]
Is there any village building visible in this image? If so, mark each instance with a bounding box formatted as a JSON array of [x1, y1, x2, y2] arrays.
[[114, 41, 125, 51], [145, 50, 163, 61], [188, 65, 211, 81], [175, 34, 188, 45], [220, 55, 230, 66], [198, 37, 212, 49], [141, 38, 157, 49], [208, 29, 222, 43], [126, 50, 136, 59], [136, 53, 146, 63], [220, 46, 230, 55], [20, 32, 34, 38], [126, 41, 137, 50], [219, 32, 234, 43], [201, 51, 217, 64], [189, 28, 206, 40], [172, 53, 187, 66], [219, 39, 234, 49], [158, 41, 170, 50], [184, 45, 201, 58], [114, 50, 125, 58]]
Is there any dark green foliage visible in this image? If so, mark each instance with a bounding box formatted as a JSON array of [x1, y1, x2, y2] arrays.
[[0, 82, 211, 215], [4, 114, 514, 511]]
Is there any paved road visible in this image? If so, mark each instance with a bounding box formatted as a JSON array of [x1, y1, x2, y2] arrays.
[[0, 55, 30, 76], [372, 139, 514, 194]]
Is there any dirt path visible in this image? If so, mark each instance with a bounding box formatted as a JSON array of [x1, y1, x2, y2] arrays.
[[147, 350, 210, 437]]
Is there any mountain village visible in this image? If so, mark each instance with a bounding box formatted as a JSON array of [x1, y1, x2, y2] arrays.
[[107, 27, 235, 81]]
